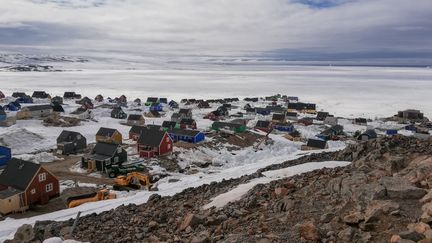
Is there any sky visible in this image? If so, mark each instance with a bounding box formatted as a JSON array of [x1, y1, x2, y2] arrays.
[[0, 0, 431, 63]]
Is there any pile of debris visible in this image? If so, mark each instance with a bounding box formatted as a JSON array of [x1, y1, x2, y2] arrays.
[[8, 136, 432, 243], [43, 114, 80, 127]]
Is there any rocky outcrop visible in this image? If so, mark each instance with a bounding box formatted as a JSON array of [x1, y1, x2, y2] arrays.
[[10, 135, 432, 243]]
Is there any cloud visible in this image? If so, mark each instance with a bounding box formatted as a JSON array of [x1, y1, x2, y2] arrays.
[[0, 0, 430, 61]]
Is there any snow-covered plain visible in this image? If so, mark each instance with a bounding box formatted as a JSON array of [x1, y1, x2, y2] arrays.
[[0, 65, 432, 118]]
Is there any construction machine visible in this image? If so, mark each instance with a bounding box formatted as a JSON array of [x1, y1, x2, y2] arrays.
[[66, 188, 116, 208], [107, 163, 146, 178], [113, 172, 152, 191]]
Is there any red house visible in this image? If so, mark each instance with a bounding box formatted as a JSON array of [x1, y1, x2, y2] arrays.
[[179, 118, 197, 130], [0, 159, 60, 214], [137, 128, 173, 158]]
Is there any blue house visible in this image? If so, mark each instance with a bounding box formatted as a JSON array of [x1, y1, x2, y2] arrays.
[[16, 95, 33, 104], [167, 128, 205, 143], [0, 146, 12, 166], [273, 122, 294, 132], [386, 129, 398, 135], [150, 103, 163, 112], [6, 101, 21, 111], [405, 124, 417, 132], [255, 108, 271, 116]]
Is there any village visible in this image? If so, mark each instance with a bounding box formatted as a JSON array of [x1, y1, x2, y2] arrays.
[[0, 90, 431, 219]]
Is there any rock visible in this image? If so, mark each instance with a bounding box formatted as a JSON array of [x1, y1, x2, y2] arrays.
[[299, 222, 320, 241], [320, 213, 334, 223], [414, 222, 431, 234], [391, 235, 401, 243], [421, 190, 432, 204], [397, 240, 416, 243], [274, 187, 289, 198], [425, 229, 432, 238], [419, 239, 432, 243], [337, 227, 354, 242], [343, 212, 364, 224], [179, 213, 204, 231], [399, 230, 425, 242], [380, 177, 427, 199], [148, 221, 158, 230], [13, 224, 35, 243], [365, 200, 400, 223]]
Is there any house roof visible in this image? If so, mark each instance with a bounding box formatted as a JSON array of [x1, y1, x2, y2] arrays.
[[92, 142, 119, 157], [138, 129, 167, 147], [146, 97, 158, 102], [212, 121, 244, 129], [96, 127, 118, 137], [128, 114, 143, 121], [129, 125, 148, 135], [255, 120, 271, 128], [179, 108, 192, 115], [57, 130, 83, 143], [180, 118, 195, 125], [171, 113, 181, 118], [307, 139, 327, 149], [168, 128, 202, 137], [272, 113, 286, 121], [320, 125, 344, 136], [0, 158, 41, 191], [162, 121, 177, 128], [286, 112, 298, 117]]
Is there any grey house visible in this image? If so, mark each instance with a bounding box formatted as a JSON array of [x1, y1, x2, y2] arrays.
[[81, 142, 127, 172], [56, 130, 87, 155]]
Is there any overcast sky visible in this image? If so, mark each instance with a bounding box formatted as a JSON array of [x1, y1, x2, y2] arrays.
[[0, 0, 431, 62]]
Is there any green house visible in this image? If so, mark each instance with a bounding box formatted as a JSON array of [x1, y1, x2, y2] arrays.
[[211, 121, 246, 133]]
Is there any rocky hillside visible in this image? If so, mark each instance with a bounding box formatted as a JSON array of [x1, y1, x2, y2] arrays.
[[8, 136, 432, 243]]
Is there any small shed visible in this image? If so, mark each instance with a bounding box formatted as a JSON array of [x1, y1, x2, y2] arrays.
[[137, 128, 173, 158], [0, 91, 5, 99], [302, 139, 328, 150], [145, 97, 158, 106], [358, 129, 378, 141], [273, 122, 294, 132]]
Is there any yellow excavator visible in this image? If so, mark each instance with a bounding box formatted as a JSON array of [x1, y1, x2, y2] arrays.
[[113, 172, 152, 191], [66, 188, 117, 208]]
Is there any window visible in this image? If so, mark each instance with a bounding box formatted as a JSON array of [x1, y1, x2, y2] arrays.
[[166, 137, 170, 142], [31, 189, 36, 194], [167, 144, 171, 150], [45, 183, 53, 192], [38, 173, 46, 182]]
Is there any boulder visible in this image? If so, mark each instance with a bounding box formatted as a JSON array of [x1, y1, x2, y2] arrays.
[[178, 213, 205, 231], [399, 230, 425, 242], [380, 177, 426, 199], [13, 224, 35, 243], [274, 187, 289, 198], [365, 200, 399, 223], [343, 212, 364, 224], [299, 222, 320, 241]]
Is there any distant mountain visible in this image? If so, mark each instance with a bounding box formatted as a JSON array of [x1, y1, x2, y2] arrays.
[[0, 53, 88, 72]]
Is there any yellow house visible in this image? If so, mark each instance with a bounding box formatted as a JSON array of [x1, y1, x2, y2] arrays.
[[96, 127, 122, 145]]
